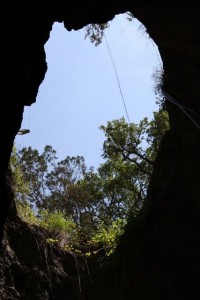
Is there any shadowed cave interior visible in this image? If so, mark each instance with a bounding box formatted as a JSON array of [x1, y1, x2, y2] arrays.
[[1, 2, 200, 299]]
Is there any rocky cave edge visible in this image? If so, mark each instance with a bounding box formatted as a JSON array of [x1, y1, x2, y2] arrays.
[[1, 1, 200, 299]]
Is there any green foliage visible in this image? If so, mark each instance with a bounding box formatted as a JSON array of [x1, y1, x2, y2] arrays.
[[84, 23, 109, 46], [15, 200, 126, 256], [13, 106, 169, 257], [90, 219, 126, 256], [83, 12, 135, 46], [46, 238, 59, 244], [16, 202, 40, 225], [10, 145, 30, 203], [146, 109, 169, 160], [40, 210, 76, 236], [14, 145, 57, 208], [44, 155, 88, 221], [98, 109, 169, 210]]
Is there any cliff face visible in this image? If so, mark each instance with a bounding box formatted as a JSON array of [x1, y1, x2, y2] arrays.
[[1, 1, 200, 299], [0, 218, 97, 300]]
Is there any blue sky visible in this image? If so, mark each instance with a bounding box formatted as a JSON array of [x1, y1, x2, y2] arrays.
[[15, 13, 162, 170]]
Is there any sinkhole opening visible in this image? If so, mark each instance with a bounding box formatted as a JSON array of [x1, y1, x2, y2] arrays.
[[13, 13, 166, 255]]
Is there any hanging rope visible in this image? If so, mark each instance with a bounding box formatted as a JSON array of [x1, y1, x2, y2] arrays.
[[104, 31, 200, 130], [104, 33, 131, 124], [162, 89, 200, 130]]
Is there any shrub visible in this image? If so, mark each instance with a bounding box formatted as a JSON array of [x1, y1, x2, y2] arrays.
[[17, 202, 40, 226], [90, 219, 126, 256], [40, 210, 77, 238]]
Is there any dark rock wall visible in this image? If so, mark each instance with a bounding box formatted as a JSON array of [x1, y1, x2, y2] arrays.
[[0, 219, 95, 300], [1, 1, 200, 299], [131, 3, 200, 298]]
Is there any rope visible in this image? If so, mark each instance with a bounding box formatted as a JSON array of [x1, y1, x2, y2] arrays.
[[104, 32, 200, 130], [162, 89, 200, 130], [104, 33, 131, 124]]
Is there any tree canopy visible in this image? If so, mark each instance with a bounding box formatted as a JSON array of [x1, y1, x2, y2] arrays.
[[11, 106, 169, 253]]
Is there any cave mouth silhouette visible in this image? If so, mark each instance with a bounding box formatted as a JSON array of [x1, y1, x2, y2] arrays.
[[1, 4, 200, 299], [11, 13, 165, 262]]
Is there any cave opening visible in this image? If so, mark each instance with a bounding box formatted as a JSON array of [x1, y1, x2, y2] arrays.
[[15, 13, 163, 169], [1, 5, 200, 299], [12, 12, 165, 258]]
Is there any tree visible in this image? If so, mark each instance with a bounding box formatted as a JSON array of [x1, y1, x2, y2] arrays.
[[10, 145, 30, 204], [45, 155, 88, 223], [45, 107, 169, 228], [15, 145, 57, 208], [83, 12, 135, 47], [84, 23, 109, 46], [98, 107, 169, 220], [13, 107, 169, 235], [99, 108, 169, 203]]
